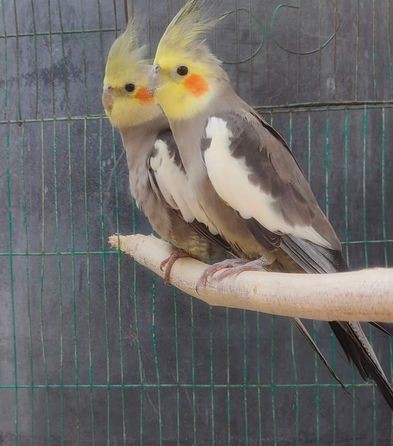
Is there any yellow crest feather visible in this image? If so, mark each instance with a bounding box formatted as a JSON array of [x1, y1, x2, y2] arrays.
[[156, 0, 220, 58], [104, 20, 147, 85]]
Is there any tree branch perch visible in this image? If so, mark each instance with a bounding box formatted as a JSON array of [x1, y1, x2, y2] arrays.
[[109, 234, 393, 323]]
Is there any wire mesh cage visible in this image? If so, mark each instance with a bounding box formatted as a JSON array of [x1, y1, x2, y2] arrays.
[[1, 0, 393, 444]]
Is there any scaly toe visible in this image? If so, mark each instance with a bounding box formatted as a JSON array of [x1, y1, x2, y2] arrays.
[[160, 250, 189, 284], [196, 259, 247, 291], [217, 261, 267, 281]]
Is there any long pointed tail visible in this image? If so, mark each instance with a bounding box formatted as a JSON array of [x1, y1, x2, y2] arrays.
[[329, 321, 393, 410], [293, 318, 346, 389]]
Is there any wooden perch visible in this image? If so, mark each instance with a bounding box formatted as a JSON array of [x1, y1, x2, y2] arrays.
[[109, 234, 393, 323]]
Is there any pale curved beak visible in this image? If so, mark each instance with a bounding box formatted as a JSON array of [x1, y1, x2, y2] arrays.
[[149, 65, 161, 92], [102, 86, 113, 114]]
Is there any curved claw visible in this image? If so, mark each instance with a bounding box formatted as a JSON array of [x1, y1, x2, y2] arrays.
[[217, 259, 268, 281], [196, 258, 271, 293], [160, 250, 189, 284], [196, 259, 249, 292]]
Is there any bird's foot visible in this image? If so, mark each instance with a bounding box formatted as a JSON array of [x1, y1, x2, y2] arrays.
[[216, 258, 269, 281], [160, 250, 189, 284], [196, 258, 251, 290]]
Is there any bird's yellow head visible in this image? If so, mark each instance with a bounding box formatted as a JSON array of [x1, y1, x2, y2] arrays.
[[103, 21, 161, 129], [152, 0, 228, 120]]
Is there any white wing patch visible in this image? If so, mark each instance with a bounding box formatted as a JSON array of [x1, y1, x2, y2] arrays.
[[150, 139, 219, 235], [204, 117, 330, 247]]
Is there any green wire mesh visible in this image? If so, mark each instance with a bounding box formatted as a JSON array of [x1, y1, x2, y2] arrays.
[[1, 0, 393, 445]]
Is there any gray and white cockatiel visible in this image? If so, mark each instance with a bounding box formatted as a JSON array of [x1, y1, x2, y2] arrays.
[[151, 0, 393, 409], [102, 21, 346, 387], [102, 22, 234, 270]]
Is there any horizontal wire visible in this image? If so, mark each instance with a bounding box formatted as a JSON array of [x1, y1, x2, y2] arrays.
[[2, 101, 393, 126], [255, 100, 393, 112], [1, 238, 392, 257], [0, 28, 119, 38], [0, 115, 107, 125], [0, 382, 378, 390], [0, 250, 119, 257]]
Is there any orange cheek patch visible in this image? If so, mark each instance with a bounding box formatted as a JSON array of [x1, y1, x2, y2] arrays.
[[135, 87, 154, 103], [183, 74, 209, 97]]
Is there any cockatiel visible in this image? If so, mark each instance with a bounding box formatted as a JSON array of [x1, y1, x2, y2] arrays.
[[103, 20, 345, 387], [102, 21, 234, 271], [151, 0, 393, 408]]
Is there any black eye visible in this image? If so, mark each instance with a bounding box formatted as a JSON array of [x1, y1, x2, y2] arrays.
[[176, 66, 189, 76], [125, 83, 135, 93]]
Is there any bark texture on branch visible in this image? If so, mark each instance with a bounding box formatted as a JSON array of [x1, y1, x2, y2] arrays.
[[109, 234, 393, 323]]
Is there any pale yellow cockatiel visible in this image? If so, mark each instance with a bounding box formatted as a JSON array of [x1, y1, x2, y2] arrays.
[[150, 0, 393, 409]]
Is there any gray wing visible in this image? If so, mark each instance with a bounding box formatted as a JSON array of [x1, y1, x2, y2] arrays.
[[202, 111, 346, 274], [147, 129, 233, 261], [252, 111, 347, 273], [149, 130, 220, 236]]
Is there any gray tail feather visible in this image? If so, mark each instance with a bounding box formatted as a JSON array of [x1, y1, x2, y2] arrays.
[[293, 318, 346, 390], [246, 220, 392, 405], [281, 235, 347, 274], [329, 321, 393, 410], [370, 322, 393, 336]]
